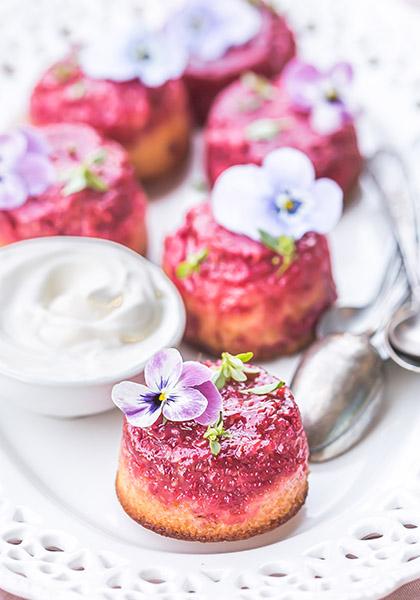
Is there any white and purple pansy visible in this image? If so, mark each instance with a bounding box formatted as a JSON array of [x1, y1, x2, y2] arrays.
[[112, 348, 222, 428], [79, 24, 188, 87], [0, 127, 55, 210], [284, 60, 354, 134], [212, 147, 343, 242], [171, 0, 262, 62]]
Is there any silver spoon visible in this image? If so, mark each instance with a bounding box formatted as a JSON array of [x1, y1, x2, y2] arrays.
[[317, 248, 401, 338], [292, 263, 407, 462], [369, 150, 420, 371]]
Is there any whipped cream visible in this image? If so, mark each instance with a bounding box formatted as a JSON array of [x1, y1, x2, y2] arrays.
[[0, 238, 184, 382]]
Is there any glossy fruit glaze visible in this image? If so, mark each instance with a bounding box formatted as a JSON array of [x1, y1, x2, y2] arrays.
[[0, 123, 147, 252], [205, 72, 363, 193], [30, 58, 189, 145], [122, 364, 308, 522], [163, 202, 336, 358], [184, 6, 295, 123]]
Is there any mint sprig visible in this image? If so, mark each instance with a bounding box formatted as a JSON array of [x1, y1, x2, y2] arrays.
[[212, 351, 259, 390], [203, 413, 230, 456], [245, 380, 285, 395], [176, 248, 208, 279], [259, 230, 296, 274]]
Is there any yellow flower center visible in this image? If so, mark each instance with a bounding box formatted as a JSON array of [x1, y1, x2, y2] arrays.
[[159, 391, 168, 402]]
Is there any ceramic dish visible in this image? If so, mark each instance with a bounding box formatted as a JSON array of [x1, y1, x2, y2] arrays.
[[0, 237, 186, 417], [1, 0, 420, 599]]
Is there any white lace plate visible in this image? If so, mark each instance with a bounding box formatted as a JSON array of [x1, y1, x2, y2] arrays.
[[1, 1, 420, 599]]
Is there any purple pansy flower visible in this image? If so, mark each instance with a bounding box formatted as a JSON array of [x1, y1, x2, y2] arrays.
[[171, 0, 262, 62], [80, 24, 188, 87], [0, 127, 55, 210], [284, 60, 354, 134], [112, 348, 222, 428], [212, 147, 343, 241]]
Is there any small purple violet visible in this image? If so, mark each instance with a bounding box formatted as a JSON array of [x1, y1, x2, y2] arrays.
[[112, 348, 222, 428], [0, 128, 55, 210], [284, 60, 354, 134]]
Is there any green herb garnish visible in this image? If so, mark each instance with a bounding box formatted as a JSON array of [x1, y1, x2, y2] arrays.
[[53, 62, 77, 83], [203, 413, 230, 456], [245, 118, 288, 142], [67, 81, 87, 100], [245, 380, 285, 395], [212, 352, 259, 390], [259, 230, 296, 274], [61, 150, 108, 196], [241, 72, 275, 100], [176, 247, 208, 279]]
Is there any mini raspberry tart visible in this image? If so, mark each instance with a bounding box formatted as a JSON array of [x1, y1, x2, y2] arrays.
[[205, 61, 363, 193], [112, 348, 309, 541], [164, 148, 341, 359], [174, 0, 295, 123], [29, 25, 191, 180], [0, 124, 148, 253]]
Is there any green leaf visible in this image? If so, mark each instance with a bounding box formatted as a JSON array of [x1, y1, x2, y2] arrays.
[[241, 71, 275, 100], [245, 118, 284, 142], [176, 247, 208, 279], [84, 167, 108, 192], [209, 440, 221, 456], [212, 351, 258, 390], [204, 412, 230, 456], [235, 352, 254, 363], [53, 63, 77, 83], [61, 163, 108, 196], [259, 230, 297, 274], [245, 380, 285, 395], [67, 81, 87, 100]]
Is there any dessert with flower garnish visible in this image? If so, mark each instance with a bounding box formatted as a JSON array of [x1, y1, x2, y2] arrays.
[[172, 0, 295, 123], [0, 124, 148, 252], [113, 348, 309, 541], [205, 60, 363, 193], [164, 148, 341, 359], [30, 24, 191, 180]]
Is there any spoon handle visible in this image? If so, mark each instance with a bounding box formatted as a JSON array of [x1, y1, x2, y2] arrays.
[[368, 151, 420, 304]]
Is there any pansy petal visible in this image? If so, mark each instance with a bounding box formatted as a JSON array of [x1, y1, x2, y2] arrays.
[[212, 164, 274, 240], [22, 127, 50, 155], [194, 381, 223, 426], [162, 387, 208, 422], [0, 131, 27, 168], [179, 361, 212, 387], [310, 102, 343, 134], [80, 35, 139, 82], [0, 173, 27, 210], [263, 147, 315, 191], [144, 348, 183, 392], [329, 62, 353, 88], [309, 178, 343, 233], [112, 381, 162, 427], [284, 60, 322, 109], [18, 153, 55, 195]]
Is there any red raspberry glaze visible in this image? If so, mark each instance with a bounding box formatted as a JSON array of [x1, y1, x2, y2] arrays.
[[0, 123, 147, 252], [122, 366, 308, 522], [205, 73, 363, 193], [184, 6, 295, 123], [30, 59, 189, 146], [163, 202, 336, 358]]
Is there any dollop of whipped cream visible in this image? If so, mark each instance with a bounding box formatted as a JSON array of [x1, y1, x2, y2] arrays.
[[0, 238, 182, 382]]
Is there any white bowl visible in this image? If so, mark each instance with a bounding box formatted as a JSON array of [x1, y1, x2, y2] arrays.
[[0, 237, 186, 418]]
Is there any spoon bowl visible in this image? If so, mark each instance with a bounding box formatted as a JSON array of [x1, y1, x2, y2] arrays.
[[385, 303, 420, 373], [291, 332, 384, 462]]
